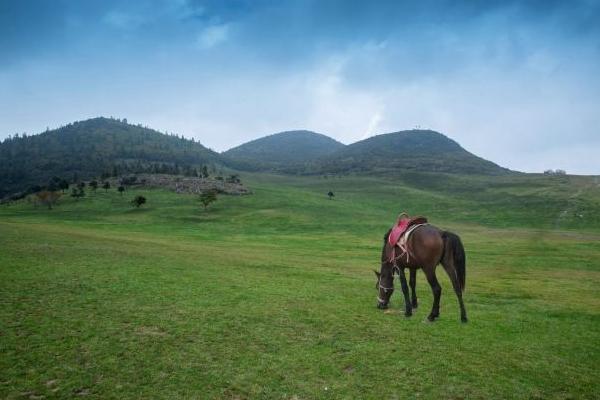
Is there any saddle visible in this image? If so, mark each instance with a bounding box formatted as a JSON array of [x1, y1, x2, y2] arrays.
[[386, 212, 428, 263]]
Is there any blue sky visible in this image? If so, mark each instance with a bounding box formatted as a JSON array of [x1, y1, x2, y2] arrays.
[[1, 0, 599, 174]]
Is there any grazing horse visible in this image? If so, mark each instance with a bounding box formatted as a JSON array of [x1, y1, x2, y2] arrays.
[[375, 224, 468, 322]]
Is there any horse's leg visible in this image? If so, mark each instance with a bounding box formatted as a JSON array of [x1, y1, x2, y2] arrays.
[[409, 268, 418, 309], [441, 263, 468, 323], [398, 267, 412, 317], [423, 266, 441, 321]]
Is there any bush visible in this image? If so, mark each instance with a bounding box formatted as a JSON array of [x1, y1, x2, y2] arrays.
[[70, 187, 85, 200], [131, 195, 146, 208], [199, 190, 217, 209]]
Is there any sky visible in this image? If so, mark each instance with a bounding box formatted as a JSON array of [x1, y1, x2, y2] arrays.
[[1, 0, 599, 174]]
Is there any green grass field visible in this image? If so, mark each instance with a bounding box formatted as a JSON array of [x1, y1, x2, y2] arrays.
[[1, 173, 599, 399]]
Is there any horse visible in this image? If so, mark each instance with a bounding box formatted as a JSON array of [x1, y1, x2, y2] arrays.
[[374, 224, 468, 322]]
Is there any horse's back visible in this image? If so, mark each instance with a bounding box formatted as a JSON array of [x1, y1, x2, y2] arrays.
[[407, 224, 444, 267]]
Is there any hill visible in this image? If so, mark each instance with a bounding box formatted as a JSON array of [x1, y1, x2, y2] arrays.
[[1, 122, 513, 199], [309, 130, 511, 175], [0, 117, 222, 198], [223, 129, 511, 175], [222, 130, 345, 172]]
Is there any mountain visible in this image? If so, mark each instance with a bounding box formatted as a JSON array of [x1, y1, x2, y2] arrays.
[[222, 130, 345, 172], [306, 130, 511, 175], [0, 117, 222, 198]]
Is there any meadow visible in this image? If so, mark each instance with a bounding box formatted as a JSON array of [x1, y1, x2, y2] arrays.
[[1, 173, 599, 399]]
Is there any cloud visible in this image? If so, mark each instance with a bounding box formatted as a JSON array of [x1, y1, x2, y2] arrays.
[[103, 10, 147, 30], [196, 23, 230, 49], [362, 112, 383, 140], [1, 0, 600, 174]]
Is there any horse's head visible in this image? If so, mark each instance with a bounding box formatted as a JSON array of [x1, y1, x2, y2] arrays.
[[374, 267, 394, 309]]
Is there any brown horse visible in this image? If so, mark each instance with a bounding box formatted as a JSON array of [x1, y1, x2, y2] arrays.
[[375, 224, 468, 322]]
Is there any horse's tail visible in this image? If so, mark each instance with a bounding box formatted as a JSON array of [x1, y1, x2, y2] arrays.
[[441, 231, 466, 292]]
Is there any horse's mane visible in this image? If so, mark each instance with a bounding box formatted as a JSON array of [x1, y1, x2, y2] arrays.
[[381, 229, 392, 263], [383, 229, 392, 244]]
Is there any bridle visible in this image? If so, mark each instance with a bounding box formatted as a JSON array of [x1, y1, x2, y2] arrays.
[[377, 264, 401, 304], [377, 281, 394, 304]]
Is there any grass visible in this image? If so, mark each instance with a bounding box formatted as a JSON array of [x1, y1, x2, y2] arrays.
[[1, 173, 599, 399]]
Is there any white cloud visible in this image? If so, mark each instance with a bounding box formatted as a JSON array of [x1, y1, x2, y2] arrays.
[[103, 11, 146, 29], [196, 24, 230, 49], [361, 112, 383, 140]]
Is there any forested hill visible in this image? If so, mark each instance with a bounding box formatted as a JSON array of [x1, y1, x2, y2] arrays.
[[306, 130, 511, 175], [222, 130, 345, 172], [0, 117, 221, 198]]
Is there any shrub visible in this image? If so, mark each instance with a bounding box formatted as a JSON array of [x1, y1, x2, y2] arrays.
[[199, 190, 217, 209], [131, 195, 146, 208]]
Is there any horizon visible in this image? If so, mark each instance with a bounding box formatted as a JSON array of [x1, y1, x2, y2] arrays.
[[1, 0, 599, 174]]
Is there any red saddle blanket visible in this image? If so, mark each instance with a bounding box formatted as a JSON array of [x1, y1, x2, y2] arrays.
[[386, 215, 428, 263], [388, 215, 428, 247]]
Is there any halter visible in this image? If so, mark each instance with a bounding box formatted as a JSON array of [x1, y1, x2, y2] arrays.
[[377, 267, 400, 304], [377, 262, 404, 304]]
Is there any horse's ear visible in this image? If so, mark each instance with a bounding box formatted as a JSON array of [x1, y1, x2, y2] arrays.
[[373, 270, 380, 278]]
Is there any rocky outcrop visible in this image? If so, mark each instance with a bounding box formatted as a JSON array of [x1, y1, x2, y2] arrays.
[[110, 174, 251, 195]]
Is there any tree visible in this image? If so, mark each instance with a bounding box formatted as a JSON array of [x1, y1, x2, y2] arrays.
[[544, 169, 567, 176], [201, 165, 209, 178], [89, 180, 98, 192], [48, 176, 61, 192], [59, 179, 69, 193], [47, 180, 59, 192], [35, 190, 62, 209], [199, 190, 217, 210], [131, 195, 146, 208], [118, 186, 125, 196], [102, 181, 110, 192], [70, 187, 85, 200], [327, 191, 335, 200]]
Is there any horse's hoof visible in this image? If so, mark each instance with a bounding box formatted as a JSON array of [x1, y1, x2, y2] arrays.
[[405, 311, 412, 318], [461, 316, 468, 323], [412, 302, 418, 309], [427, 314, 438, 322]]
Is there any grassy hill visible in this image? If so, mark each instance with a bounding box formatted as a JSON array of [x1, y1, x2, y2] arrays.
[[223, 129, 511, 176], [1, 172, 599, 399], [0, 117, 222, 198], [222, 130, 345, 172], [310, 130, 511, 175]]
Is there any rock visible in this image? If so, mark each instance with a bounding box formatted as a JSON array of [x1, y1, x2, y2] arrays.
[[108, 174, 251, 196]]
